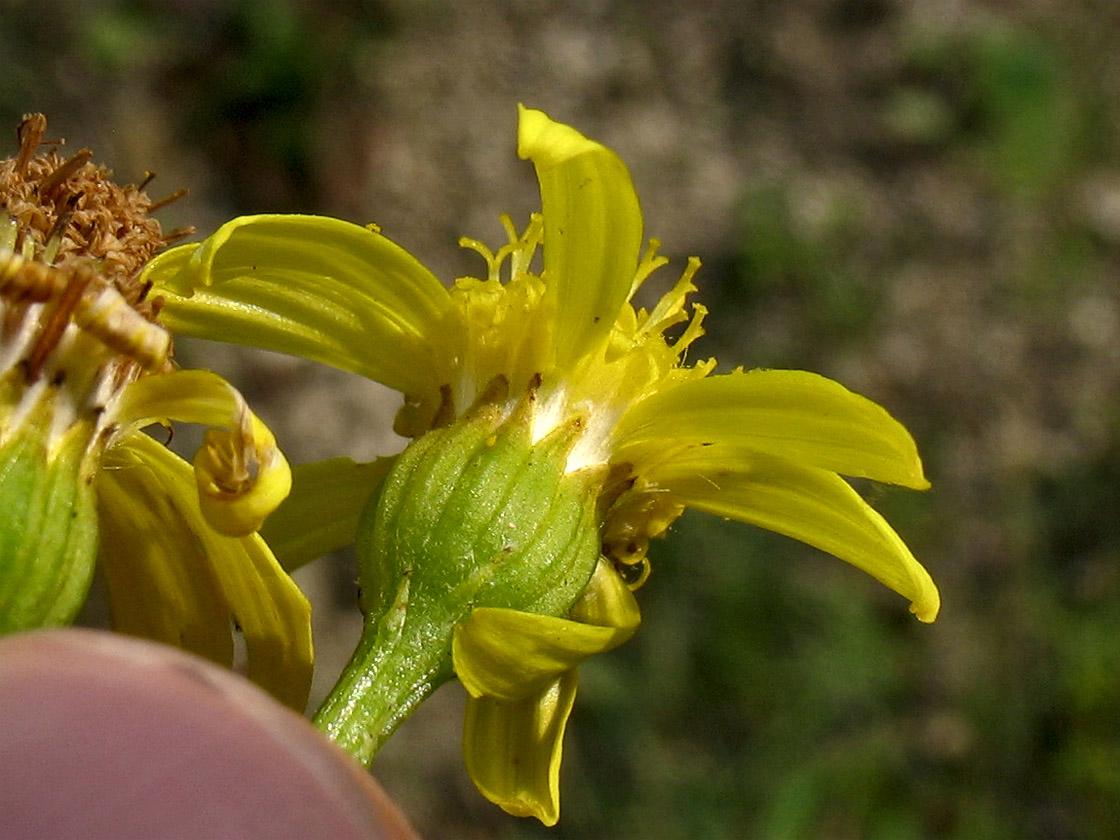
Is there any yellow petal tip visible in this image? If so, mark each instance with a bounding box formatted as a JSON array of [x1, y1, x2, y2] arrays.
[[516, 105, 598, 168], [494, 795, 560, 827], [911, 587, 941, 624], [194, 429, 293, 537]]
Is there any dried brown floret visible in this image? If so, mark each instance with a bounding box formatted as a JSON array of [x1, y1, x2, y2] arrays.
[[0, 113, 186, 304]]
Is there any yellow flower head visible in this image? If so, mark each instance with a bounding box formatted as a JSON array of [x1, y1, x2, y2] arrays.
[[0, 115, 311, 709], [144, 106, 938, 823]]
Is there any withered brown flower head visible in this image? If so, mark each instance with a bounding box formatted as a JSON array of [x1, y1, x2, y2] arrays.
[[0, 114, 193, 391], [0, 113, 185, 297], [0, 116, 309, 701]]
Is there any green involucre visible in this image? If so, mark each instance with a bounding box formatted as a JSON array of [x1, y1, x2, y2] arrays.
[[314, 391, 602, 763], [359, 401, 601, 624], [0, 404, 98, 633]]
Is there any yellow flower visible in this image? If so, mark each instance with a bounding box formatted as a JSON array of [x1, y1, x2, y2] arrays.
[[0, 115, 311, 710], [143, 106, 937, 822]]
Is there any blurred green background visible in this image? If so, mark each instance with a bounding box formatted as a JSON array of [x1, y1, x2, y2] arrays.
[[5, 0, 1120, 837]]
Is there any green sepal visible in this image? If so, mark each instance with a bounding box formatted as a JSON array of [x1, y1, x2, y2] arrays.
[[0, 401, 98, 633]]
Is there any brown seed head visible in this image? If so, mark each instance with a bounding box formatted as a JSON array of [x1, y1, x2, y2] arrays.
[[0, 113, 180, 307], [0, 115, 182, 393]]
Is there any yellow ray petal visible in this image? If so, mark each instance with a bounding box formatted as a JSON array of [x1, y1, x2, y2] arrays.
[[613, 369, 930, 489], [567, 556, 642, 627], [517, 106, 642, 370], [260, 456, 395, 572], [114, 369, 292, 536], [453, 604, 637, 702], [142, 214, 455, 396], [646, 446, 939, 622], [100, 432, 314, 708], [462, 671, 578, 826], [97, 442, 238, 667]]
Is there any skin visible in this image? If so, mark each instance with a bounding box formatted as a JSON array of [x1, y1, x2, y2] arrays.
[[0, 628, 421, 840]]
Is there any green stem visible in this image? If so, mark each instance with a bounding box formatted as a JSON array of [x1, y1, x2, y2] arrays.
[[312, 587, 455, 766]]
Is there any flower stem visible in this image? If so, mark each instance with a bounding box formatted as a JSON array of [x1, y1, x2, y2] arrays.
[[312, 580, 455, 766]]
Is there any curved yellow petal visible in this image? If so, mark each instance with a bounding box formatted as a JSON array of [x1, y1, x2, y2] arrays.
[[453, 604, 637, 702], [462, 671, 578, 826], [114, 369, 292, 536], [97, 449, 235, 666], [260, 456, 395, 572], [613, 369, 930, 489], [142, 214, 455, 396], [568, 556, 642, 628], [517, 106, 642, 369], [113, 368, 254, 431], [99, 433, 314, 709], [646, 446, 939, 622], [192, 415, 291, 537]]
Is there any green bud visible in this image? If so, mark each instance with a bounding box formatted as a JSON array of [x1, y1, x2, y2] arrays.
[[315, 381, 602, 764], [0, 388, 99, 633]]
